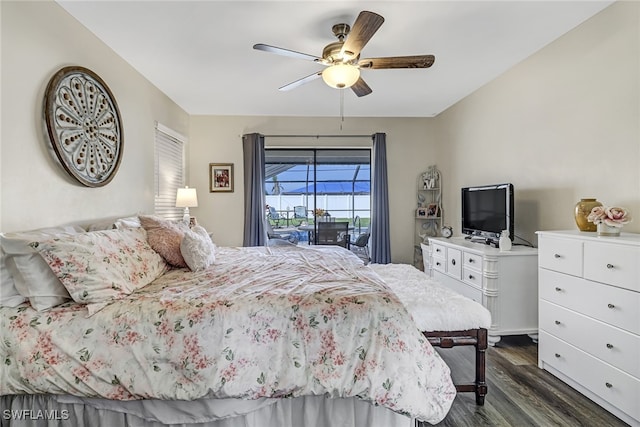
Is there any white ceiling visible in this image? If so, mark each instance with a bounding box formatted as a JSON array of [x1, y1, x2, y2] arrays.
[[57, 1, 614, 117]]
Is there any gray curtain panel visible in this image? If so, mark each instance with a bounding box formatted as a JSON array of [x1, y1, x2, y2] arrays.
[[371, 133, 391, 264], [242, 133, 267, 247]]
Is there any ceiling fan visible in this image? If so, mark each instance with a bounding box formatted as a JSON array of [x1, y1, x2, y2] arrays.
[[253, 10, 435, 97]]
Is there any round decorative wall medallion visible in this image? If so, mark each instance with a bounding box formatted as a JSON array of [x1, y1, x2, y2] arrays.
[[43, 66, 123, 187]]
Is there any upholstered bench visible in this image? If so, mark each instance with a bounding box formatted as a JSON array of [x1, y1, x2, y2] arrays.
[[370, 263, 491, 405]]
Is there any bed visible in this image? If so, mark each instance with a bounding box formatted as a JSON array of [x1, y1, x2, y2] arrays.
[[1, 220, 461, 427]]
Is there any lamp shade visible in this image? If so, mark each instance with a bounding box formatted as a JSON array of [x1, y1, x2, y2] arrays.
[[176, 187, 198, 208], [322, 64, 360, 89]]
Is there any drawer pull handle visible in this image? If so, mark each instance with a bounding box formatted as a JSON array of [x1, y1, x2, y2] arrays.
[[436, 262, 441, 266], [606, 263, 614, 269], [451, 259, 456, 266], [554, 353, 561, 358], [555, 287, 562, 292], [607, 303, 615, 309], [468, 258, 474, 263], [606, 343, 614, 349], [605, 382, 613, 389], [554, 254, 561, 258], [468, 275, 475, 280], [436, 248, 441, 253], [554, 320, 561, 325]]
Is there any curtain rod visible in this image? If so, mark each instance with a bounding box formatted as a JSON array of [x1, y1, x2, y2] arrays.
[[263, 134, 373, 139]]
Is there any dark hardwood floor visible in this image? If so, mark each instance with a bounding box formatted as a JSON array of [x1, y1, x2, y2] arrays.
[[428, 335, 629, 427]]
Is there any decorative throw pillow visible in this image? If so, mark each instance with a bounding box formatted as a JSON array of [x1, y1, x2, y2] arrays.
[[35, 227, 167, 308], [180, 225, 216, 271], [0, 225, 84, 311], [139, 215, 187, 267]]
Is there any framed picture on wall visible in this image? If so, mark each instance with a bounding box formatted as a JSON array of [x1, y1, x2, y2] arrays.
[[209, 163, 234, 192]]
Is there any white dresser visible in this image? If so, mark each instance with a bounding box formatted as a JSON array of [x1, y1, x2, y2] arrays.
[[537, 230, 640, 426], [427, 237, 538, 346]]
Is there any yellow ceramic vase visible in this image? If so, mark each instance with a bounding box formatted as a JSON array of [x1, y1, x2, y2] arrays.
[[574, 198, 602, 232]]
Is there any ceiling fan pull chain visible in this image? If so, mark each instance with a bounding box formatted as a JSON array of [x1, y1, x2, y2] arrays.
[[340, 89, 345, 130]]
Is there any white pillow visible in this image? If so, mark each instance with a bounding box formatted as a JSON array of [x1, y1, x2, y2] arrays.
[[36, 227, 167, 308], [0, 247, 26, 307], [0, 225, 84, 311], [114, 216, 141, 229], [180, 225, 216, 271], [5, 256, 70, 311], [87, 215, 141, 231]]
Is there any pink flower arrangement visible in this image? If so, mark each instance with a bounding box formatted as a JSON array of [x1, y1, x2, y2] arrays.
[[587, 206, 632, 228]]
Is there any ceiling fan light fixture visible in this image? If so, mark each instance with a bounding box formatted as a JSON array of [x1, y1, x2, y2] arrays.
[[321, 64, 360, 89]]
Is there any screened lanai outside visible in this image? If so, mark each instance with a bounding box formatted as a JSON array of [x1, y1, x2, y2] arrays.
[[264, 149, 371, 245]]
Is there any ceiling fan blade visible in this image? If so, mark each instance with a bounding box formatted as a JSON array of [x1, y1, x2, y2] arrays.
[[351, 78, 372, 97], [253, 43, 323, 62], [358, 55, 435, 69], [278, 71, 323, 92], [341, 11, 384, 59]]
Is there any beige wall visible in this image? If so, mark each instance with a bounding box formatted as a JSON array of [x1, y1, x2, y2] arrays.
[[0, 0, 189, 232], [2, 1, 638, 265], [188, 116, 437, 263], [436, 0, 639, 246], [189, 1, 639, 257]]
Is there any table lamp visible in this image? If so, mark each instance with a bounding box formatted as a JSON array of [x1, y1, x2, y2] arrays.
[[176, 186, 198, 224]]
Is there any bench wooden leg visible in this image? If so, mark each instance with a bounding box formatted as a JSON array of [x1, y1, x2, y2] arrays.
[[475, 328, 488, 405], [423, 328, 488, 406]]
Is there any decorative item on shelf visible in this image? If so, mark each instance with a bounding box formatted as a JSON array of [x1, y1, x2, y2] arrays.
[[176, 186, 198, 224], [441, 225, 453, 238], [587, 205, 632, 236], [426, 203, 439, 218], [574, 198, 602, 231], [499, 230, 512, 252], [421, 166, 439, 190]]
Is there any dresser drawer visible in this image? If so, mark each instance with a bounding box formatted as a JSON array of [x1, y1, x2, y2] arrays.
[[463, 252, 483, 270], [538, 236, 583, 276], [462, 266, 483, 289], [431, 242, 446, 259], [540, 300, 640, 378], [584, 242, 640, 292], [539, 269, 640, 335], [539, 331, 640, 421], [433, 271, 483, 303], [446, 248, 462, 279], [432, 256, 447, 273]]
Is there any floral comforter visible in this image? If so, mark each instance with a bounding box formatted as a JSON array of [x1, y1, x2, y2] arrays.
[[0, 245, 455, 424]]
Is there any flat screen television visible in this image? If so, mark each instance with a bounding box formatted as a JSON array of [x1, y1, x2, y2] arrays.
[[461, 183, 514, 243]]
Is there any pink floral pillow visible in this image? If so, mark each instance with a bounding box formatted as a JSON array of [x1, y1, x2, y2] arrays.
[[35, 228, 167, 308], [139, 215, 187, 267]]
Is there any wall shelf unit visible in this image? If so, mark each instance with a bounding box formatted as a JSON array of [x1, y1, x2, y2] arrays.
[[414, 165, 442, 271]]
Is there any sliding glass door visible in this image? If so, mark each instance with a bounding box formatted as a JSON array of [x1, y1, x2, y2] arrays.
[[264, 149, 371, 243]]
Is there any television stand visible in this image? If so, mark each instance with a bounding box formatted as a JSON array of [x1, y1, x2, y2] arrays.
[[427, 236, 538, 346]]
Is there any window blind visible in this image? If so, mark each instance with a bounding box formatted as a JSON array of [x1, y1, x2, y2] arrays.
[[154, 124, 186, 220]]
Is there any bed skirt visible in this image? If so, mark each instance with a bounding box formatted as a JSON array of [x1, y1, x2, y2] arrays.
[[0, 395, 413, 427]]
